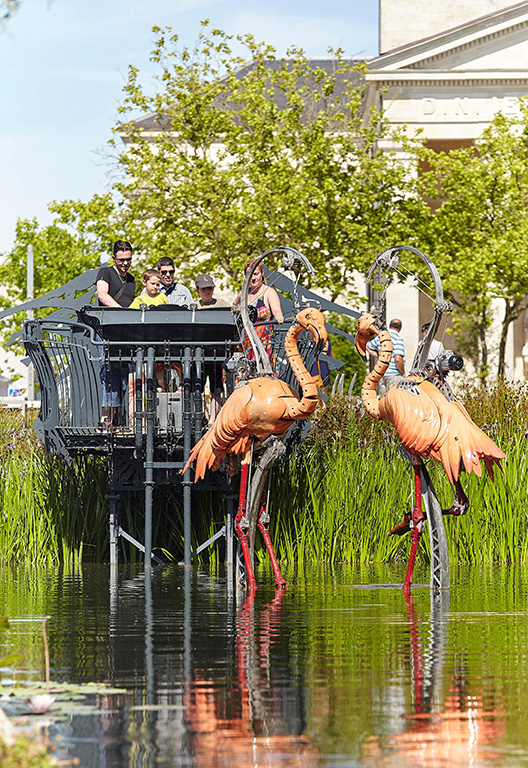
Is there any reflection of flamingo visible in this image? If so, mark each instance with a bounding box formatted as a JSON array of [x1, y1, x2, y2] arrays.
[[355, 312, 505, 591], [183, 588, 321, 767], [362, 591, 506, 767], [183, 308, 327, 589]]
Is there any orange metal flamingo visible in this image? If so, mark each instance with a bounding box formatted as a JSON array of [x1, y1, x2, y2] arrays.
[[355, 312, 505, 591], [183, 307, 327, 589]]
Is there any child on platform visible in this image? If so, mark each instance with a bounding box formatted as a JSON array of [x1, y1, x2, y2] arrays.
[[130, 269, 170, 394], [130, 269, 168, 309]]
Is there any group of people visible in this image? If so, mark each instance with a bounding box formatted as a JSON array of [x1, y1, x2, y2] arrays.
[[95, 242, 286, 424], [96, 242, 451, 422], [95, 242, 231, 311]]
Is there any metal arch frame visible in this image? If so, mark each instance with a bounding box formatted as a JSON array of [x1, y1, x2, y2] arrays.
[[366, 245, 451, 591], [239, 247, 316, 377], [367, 244, 453, 373]]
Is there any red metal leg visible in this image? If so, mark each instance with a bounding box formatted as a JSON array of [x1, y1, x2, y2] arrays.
[[403, 464, 426, 593], [256, 483, 287, 589], [235, 463, 257, 590]]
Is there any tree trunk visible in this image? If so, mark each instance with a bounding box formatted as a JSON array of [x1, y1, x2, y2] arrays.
[[479, 311, 489, 386], [498, 302, 518, 380]]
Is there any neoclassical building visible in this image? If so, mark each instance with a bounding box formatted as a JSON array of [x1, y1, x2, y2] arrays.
[[366, 0, 528, 375]]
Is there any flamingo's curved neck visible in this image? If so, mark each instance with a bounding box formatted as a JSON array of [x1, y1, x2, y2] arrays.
[[284, 322, 319, 417], [361, 329, 392, 419]]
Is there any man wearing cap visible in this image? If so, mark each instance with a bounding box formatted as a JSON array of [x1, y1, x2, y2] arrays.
[[154, 257, 192, 306], [192, 273, 230, 424], [192, 273, 230, 309]]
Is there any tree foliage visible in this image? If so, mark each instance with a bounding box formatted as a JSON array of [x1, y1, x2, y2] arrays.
[[112, 25, 426, 300], [34, 23, 423, 305], [419, 100, 528, 381], [0, 211, 115, 347]]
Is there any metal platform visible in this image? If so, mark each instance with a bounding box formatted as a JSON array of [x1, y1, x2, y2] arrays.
[[1, 249, 358, 571]]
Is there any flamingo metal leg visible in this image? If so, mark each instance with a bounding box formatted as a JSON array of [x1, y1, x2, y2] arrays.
[[235, 463, 257, 590], [403, 463, 426, 593], [256, 482, 287, 588], [443, 478, 469, 516]]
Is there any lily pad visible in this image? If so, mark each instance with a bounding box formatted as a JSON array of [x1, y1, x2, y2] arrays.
[[0, 679, 126, 701]]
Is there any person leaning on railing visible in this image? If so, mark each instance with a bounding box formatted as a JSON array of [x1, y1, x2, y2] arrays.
[[190, 273, 230, 424], [232, 258, 284, 371], [155, 256, 192, 306]]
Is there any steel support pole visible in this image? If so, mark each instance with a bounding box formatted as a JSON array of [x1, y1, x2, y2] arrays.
[[135, 347, 144, 452], [194, 347, 203, 445], [144, 346, 155, 567], [182, 347, 193, 566], [225, 486, 234, 565], [108, 489, 120, 566], [26, 244, 35, 403]]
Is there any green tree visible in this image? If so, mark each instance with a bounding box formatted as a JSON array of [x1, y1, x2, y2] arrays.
[[0, 210, 118, 346], [419, 101, 528, 381]]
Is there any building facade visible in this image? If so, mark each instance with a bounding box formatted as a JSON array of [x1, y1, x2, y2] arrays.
[[366, 1, 528, 376]]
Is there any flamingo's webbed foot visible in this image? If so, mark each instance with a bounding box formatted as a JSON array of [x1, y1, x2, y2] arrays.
[[388, 513, 411, 537], [443, 481, 469, 517], [443, 497, 469, 516]]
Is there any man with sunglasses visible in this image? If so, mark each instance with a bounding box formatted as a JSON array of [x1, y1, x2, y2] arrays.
[[96, 240, 136, 307], [156, 257, 192, 306], [96, 241, 136, 425]]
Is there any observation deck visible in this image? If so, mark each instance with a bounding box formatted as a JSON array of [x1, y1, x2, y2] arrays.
[[1, 252, 358, 569]]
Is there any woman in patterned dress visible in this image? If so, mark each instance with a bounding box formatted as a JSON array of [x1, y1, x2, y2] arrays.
[[233, 258, 284, 370]]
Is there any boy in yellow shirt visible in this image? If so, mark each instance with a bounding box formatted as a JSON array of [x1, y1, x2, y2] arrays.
[[130, 269, 170, 396], [130, 269, 168, 308]]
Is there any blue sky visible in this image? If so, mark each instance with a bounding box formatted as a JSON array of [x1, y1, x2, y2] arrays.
[[0, 0, 378, 254]]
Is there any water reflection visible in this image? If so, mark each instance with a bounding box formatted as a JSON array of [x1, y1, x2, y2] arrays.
[[105, 568, 322, 767], [183, 587, 320, 766], [362, 589, 507, 767], [0, 565, 525, 767]]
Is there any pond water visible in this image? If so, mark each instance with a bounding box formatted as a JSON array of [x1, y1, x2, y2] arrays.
[[1, 562, 528, 767]]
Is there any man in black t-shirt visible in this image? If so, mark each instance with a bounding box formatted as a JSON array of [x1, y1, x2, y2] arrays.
[[96, 241, 136, 424], [96, 240, 136, 307]]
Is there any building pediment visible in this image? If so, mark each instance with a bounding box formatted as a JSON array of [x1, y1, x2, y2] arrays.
[[368, 2, 528, 84]]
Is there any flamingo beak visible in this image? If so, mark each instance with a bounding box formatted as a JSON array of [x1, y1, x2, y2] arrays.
[[308, 321, 326, 356], [355, 314, 378, 360], [355, 333, 368, 361]]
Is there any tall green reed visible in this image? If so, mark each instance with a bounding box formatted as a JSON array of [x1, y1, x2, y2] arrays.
[[267, 381, 525, 567], [0, 377, 526, 566]]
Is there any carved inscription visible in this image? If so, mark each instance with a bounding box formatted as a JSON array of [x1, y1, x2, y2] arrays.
[[421, 95, 521, 119]]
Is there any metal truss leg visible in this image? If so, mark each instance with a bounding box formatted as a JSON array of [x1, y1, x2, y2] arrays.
[[225, 489, 235, 565], [421, 463, 450, 591], [182, 347, 193, 566]]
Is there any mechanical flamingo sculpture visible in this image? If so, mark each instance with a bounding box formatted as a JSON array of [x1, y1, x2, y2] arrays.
[[355, 311, 505, 592], [183, 307, 327, 589]]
